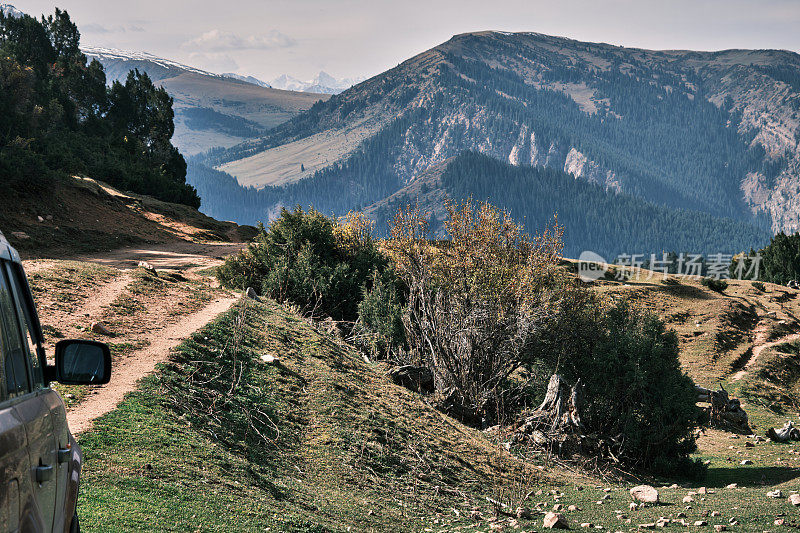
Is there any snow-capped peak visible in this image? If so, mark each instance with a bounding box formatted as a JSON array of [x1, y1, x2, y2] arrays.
[[0, 4, 24, 18], [221, 72, 271, 88], [81, 46, 223, 78], [270, 71, 365, 94]]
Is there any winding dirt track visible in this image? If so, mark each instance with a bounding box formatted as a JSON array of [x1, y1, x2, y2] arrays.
[[54, 241, 246, 434], [732, 331, 800, 382], [67, 295, 239, 434]]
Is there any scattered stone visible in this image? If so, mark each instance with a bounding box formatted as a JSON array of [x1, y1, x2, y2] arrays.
[[697, 487, 707, 494], [714, 526, 727, 532], [10, 231, 29, 240], [65, 393, 75, 399], [669, 484, 679, 489], [726, 483, 738, 489], [630, 485, 659, 504], [710, 511, 721, 517], [676, 513, 686, 518], [90, 321, 113, 336], [245, 287, 260, 301], [788, 280, 800, 290], [45, 214, 53, 221], [740, 459, 753, 465], [768, 490, 783, 498], [137, 261, 156, 273], [745, 441, 755, 448], [516, 507, 532, 519], [672, 519, 688, 526], [775, 518, 786, 526], [596, 501, 604, 505], [683, 496, 695, 504], [728, 518, 738, 525], [638, 524, 655, 530], [693, 521, 707, 526], [554, 504, 564, 511], [37, 215, 44, 222], [260, 353, 279, 364], [603, 494, 611, 500], [789, 494, 800, 506], [581, 523, 593, 528], [700, 510, 709, 517], [568, 506, 580, 512], [629, 503, 638, 511], [544, 512, 569, 529]]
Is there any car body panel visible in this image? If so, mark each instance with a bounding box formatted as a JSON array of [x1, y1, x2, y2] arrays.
[[1, 232, 86, 533]]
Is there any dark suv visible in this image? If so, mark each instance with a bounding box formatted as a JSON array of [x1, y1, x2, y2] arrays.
[[0, 232, 111, 532]]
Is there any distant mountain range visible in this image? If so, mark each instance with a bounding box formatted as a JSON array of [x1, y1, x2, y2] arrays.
[[269, 72, 366, 94], [83, 46, 327, 155], [190, 31, 800, 256], [0, 3, 22, 17]]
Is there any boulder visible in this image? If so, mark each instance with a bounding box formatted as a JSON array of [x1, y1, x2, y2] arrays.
[[767, 490, 783, 498], [789, 494, 800, 506], [544, 512, 570, 529], [630, 485, 659, 504], [245, 287, 260, 301], [788, 280, 799, 290], [90, 321, 113, 336], [388, 365, 434, 393]]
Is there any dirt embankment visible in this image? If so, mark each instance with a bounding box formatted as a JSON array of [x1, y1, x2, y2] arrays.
[[1, 174, 256, 260]]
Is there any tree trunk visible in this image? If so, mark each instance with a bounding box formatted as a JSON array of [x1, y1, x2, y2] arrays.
[[514, 374, 586, 454], [767, 421, 800, 442], [696, 385, 751, 433]]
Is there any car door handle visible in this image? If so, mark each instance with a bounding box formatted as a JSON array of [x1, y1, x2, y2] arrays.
[[36, 464, 54, 483], [58, 448, 71, 464]]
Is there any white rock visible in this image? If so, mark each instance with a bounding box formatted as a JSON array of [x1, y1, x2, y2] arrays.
[[630, 485, 659, 504]]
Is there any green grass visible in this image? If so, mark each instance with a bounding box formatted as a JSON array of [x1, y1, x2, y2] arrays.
[[77, 299, 547, 531], [76, 295, 800, 532]]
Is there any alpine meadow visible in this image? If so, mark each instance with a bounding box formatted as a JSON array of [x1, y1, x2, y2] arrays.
[[4, 2, 800, 533]]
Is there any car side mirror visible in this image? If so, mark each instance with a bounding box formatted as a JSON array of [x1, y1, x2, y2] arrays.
[[54, 340, 111, 385]]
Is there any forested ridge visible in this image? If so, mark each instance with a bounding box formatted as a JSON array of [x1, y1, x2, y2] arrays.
[[0, 8, 199, 207], [188, 152, 770, 258]]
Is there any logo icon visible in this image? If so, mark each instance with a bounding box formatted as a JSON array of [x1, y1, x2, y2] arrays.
[[578, 251, 608, 282]]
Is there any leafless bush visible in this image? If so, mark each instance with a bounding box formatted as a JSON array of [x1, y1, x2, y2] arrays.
[[386, 199, 567, 422]]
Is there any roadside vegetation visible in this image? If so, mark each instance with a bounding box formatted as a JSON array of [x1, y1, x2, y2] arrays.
[[217, 200, 700, 476]]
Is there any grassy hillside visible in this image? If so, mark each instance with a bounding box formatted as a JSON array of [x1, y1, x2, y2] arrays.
[[73, 276, 800, 531], [84, 48, 328, 156], [76, 298, 545, 531]]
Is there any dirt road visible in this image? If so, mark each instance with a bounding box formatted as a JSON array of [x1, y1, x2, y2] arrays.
[[67, 295, 239, 434], [27, 240, 245, 434], [732, 331, 800, 382]]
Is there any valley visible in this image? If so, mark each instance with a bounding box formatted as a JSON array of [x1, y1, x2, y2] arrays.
[[5, 5, 800, 532]]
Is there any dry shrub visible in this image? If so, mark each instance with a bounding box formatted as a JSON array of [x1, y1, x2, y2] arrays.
[[386, 199, 566, 421]]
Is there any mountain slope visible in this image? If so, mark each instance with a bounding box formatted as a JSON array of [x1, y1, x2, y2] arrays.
[[84, 47, 328, 155], [204, 31, 800, 234]]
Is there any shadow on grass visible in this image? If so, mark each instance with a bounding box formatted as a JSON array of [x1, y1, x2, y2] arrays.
[[702, 465, 800, 488]]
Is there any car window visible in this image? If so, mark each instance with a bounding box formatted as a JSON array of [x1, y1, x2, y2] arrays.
[[5, 265, 44, 389], [0, 268, 31, 398]]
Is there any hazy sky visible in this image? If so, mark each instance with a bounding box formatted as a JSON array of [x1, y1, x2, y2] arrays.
[[15, 0, 800, 82]]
